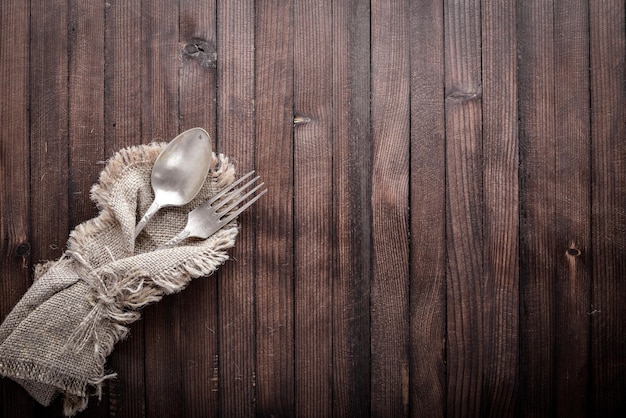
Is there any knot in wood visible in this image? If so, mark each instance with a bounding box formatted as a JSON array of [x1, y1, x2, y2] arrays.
[[15, 242, 30, 258], [567, 247, 581, 257], [293, 114, 311, 125], [183, 38, 217, 68], [445, 89, 482, 102]]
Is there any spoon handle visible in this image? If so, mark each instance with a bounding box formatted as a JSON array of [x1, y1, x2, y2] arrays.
[[134, 200, 162, 238]]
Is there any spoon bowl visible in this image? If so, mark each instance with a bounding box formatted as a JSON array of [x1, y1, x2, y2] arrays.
[[134, 127, 213, 238]]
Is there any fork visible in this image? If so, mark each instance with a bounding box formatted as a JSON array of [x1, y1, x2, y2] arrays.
[[157, 171, 267, 249]]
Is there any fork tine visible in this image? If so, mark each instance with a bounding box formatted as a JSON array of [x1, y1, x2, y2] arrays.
[[216, 181, 265, 215], [213, 176, 261, 211], [207, 170, 255, 205], [217, 187, 267, 227]]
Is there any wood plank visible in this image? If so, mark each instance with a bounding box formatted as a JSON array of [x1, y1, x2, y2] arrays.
[[0, 0, 35, 415], [444, 0, 484, 415], [0, 0, 29, 334], [68, 0, 105, 226], [480, 0, 518, 415], [29, 0, 69, 263], [178, 0, 219, 416], [517, 0, 557, 416], [104, 0, 143, 152], [254, 0, 295, 416], [589, 0, 626, 415], [103, 1, 145, 416], [408, 0, 446, 415], [140, 1, 182, 417], [293, 0, 334, 416], [216, 0, 256, 415], [370, 0, 410, 415], [552, 0, 591, 416], [331, 0, 371, 416]]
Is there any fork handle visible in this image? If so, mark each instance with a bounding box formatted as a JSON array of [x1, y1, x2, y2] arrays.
[[158, 229, 191, 249]]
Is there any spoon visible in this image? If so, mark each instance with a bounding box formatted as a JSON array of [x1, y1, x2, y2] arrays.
[[134, 127, 213, 238]]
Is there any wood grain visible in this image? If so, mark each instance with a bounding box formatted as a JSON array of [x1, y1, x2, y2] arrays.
[[444, 0, 484, 415], [589, 0, 626, 415], [332, 0, 371, 416], [481, 0, 518, 415], [30, 0, 69, 264], [68, 0, 105, 226], [553, 0, 591, 416], [408, 0, 446, 416], [216, 0, 256, 416], [518, 0, 557, 416], [370, 0, 410, 415], [0, 0, 30, 334], [104, 0, 143, 152], [293, 0, 334, 416], [254, 0, 295, 416]]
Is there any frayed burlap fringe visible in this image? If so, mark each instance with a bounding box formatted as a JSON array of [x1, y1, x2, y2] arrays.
[[0, 142, 239, 416]]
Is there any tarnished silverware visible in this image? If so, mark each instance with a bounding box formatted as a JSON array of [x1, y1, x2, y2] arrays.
[[158, 171, 266, 248], [134, 128, 213, 238]]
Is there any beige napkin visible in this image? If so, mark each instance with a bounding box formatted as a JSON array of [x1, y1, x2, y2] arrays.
[[0, 143, 238, 415]]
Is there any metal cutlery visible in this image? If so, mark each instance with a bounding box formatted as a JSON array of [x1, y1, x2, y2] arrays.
[[134, 128, 213, 238], [157, 170, 266, 249]]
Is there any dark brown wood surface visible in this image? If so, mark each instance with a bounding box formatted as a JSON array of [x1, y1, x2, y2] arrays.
[[1, 0, 625, 417]]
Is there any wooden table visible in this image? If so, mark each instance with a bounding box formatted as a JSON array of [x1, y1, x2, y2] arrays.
[[1, 0, 625, 417]]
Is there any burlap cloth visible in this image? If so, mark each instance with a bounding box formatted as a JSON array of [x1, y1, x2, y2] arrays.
[[0, 143, 239, 415]]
